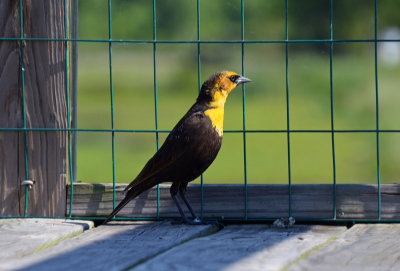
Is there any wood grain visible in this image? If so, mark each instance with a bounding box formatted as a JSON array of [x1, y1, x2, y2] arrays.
[[67, 183, 400, 219], [132, 225, 346, 271], [0, 1, 68, 216], [2, 221, 216, 271], [288, 224, 400, 271]]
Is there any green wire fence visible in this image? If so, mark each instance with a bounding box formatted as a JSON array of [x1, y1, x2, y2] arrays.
[[1, 0, 400, 222]]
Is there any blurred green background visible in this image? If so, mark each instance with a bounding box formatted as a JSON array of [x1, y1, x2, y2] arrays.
[[75, 0, 400, 185]]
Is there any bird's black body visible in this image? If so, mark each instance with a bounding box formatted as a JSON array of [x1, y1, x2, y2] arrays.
[[103, 71, 250, 225], [128, 102, 222, 193], [160, 103, 223, 184]]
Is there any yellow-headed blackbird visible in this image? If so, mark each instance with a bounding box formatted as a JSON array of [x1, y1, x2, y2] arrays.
[[103, 71, 251, 225]]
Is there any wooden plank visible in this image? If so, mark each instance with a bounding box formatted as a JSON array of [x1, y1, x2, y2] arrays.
[[0, 219, 93, 263], [287, 224, 400, 271], [0, 1, 24, 216], [0, 1, 68, 216], [130, 225, 346, 271], [67, 183, 400, 219], [2, 221, 217, 271]]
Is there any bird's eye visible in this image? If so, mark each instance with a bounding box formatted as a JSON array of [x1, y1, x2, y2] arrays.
[[229, 75, 239, 83]]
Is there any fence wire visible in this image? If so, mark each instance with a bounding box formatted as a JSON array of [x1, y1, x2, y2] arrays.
[[1, 0, 400, 222]]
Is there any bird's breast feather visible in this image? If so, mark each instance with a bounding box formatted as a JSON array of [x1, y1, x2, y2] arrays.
[[204, 106, 224, 136]]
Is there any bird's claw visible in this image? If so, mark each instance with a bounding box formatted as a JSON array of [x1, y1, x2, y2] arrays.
[[171, 217, 203, 225], [171, 217, 224, 228]]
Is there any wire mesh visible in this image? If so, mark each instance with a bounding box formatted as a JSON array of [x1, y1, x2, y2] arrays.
[[1, 0, 400, 222]]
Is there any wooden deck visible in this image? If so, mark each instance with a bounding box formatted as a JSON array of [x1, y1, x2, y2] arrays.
[[1, 219, 400, 270], [2, 183, 400, 270]]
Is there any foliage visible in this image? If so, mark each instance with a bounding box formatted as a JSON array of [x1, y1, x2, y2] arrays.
[[75, 1, 400, 184], [78, 0, 400, 44]]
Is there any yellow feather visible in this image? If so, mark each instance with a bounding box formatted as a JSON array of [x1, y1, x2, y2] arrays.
[[203, 86, 230, 137], [204, 106, 224, 136]]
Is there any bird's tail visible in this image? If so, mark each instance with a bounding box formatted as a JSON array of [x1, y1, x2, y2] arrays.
[[102, 196, 131, 225], [102, 179, 157, 225]]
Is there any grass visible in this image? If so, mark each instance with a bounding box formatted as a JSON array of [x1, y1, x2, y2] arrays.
[[75, 44, 400, 185]]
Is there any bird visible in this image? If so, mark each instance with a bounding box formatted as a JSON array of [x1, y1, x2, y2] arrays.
[[103, 71, 251, 225]]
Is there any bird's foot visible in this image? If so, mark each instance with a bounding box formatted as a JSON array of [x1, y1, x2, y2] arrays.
[[187, 217, 205, 225], [171, 217, 203, 225], [171, 217, 224, 228]]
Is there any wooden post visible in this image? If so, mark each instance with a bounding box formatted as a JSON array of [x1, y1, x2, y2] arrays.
[[0, 1, 69, 216]]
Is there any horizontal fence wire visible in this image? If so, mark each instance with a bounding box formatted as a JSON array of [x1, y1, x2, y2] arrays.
[[1, 37, 400, 43], [3, 128, 400, 133], [1, 0, 397, 222], [3, 215, 400, 223]]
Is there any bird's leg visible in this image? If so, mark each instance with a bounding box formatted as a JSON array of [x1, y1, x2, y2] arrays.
[[172, 194, 189, 223], [178, 185, 224, 227], [178, 190, 201, 223], [179, 183, 200, 220], [171, 194, 202, 225], [170, 183, 202, 225]]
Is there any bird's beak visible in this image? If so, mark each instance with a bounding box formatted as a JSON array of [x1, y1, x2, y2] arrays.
[[236, 75, 252, 85]]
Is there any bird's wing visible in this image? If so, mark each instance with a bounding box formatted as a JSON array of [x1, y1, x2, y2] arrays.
[[124, 110, 206, 191]]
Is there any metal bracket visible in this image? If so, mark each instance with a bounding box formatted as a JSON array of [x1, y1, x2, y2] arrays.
[[21, 180, 35, 189]]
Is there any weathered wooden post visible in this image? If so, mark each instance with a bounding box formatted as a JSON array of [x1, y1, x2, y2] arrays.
[[0, 1, 70, 216]]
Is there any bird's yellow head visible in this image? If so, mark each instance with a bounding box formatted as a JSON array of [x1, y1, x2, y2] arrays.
[[198, 71, 251, 136], [197, 71, 251, 107]]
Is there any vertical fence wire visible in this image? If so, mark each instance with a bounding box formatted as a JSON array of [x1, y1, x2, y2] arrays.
[[329, 0, 337, 219], [108, 0, 117, 211], [64, 0, 75, 217], [240, 0, 248, 220], [374, 0, 381, 219], [152, 0, 161, 218], [71, 0, 79, 189], [285, 0, 293, 217], [197, 0, 204, 220], [18, 0, 29, 217], [69, 0, 79, 218]]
